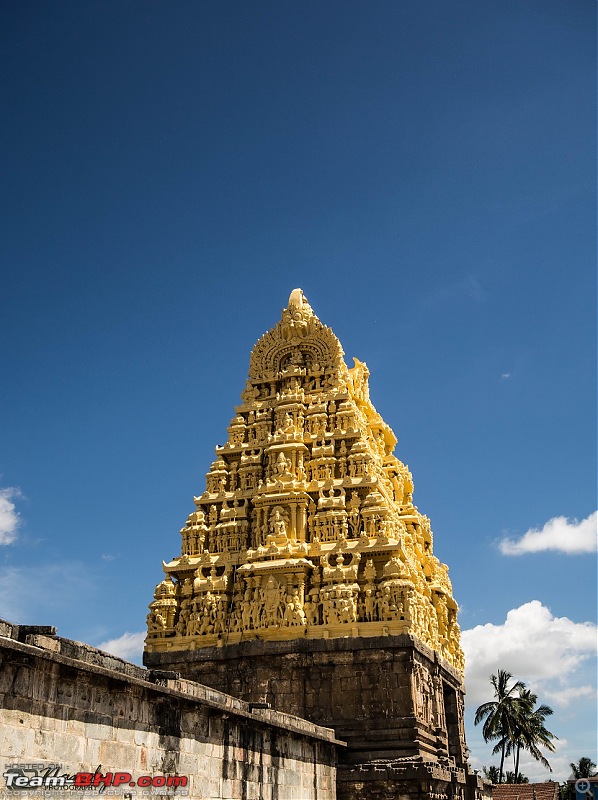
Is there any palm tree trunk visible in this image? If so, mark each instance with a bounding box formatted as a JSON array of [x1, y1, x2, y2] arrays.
[[515, 744, 521, 782], [499, 740, 506, 783]]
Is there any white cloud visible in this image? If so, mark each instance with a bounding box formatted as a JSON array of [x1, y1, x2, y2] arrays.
[[98, 631, 146, 662], [499, 511, 597, 555], [462, 600, 597, 706], [0, 487, 21, 545], [543, 685, 596, 707], [462, 602, 597, 781], [515, 737, 572, 783]]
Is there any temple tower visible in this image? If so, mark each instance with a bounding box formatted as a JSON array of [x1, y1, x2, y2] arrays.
[[144, 290, 481, 800]]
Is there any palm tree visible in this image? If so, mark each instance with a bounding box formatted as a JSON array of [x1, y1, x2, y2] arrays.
[[483, 766, 501, 783], [475, 670, 525, 783], [506, 771, 529, 783], [570, 758, 597, 779], [561, 757, 597, 800], [504, 688, 556, 782]]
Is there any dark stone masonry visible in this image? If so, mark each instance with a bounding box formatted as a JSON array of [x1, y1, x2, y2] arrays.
[[145, 634, 486, 800]]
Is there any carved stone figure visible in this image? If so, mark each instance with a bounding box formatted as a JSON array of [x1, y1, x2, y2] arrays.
[[270, 508, 287, 539]]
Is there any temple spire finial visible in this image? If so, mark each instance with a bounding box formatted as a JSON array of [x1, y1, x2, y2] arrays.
[[288, 287, 305, 309]]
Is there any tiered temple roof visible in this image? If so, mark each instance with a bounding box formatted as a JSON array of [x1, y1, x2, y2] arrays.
[[145, 289, 464, 673]]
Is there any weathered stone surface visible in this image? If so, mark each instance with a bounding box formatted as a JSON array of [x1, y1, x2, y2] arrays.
[[146, 631, 488, 799], [0, 622, 340, 799], [146, 634, 467, 760]]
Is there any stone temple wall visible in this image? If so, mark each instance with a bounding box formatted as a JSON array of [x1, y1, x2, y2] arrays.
[[0, 619, 340, 800], [144, 635, 467, 764], [145, 634, 486, 800]]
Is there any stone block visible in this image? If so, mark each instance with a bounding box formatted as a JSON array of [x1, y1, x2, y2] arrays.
[[52, 731, 84, 762], [99, 739, 135, 767], [33, 727, 55, 755], [82, 738, 100, 765], [25, 634, 61, 652], [84, 721, 113, 741], [134, 728, 151, 746], [0, 722, 35, 758]]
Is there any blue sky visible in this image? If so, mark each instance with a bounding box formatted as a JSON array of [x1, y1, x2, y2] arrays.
[[0, 0, 595, 781]]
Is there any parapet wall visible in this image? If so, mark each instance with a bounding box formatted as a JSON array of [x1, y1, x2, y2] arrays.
[[0, 619, 341, 800]]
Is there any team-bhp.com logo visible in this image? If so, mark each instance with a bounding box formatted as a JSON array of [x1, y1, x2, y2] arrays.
[[2, 764, 188, 793]]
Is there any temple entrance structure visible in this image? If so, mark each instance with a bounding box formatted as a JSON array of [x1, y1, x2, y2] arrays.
[[144, 290, 484, 800]]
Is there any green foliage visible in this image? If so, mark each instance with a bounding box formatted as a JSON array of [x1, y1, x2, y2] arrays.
[[483, 766, 501, 783], [570, 758, 597, 779], [558, 756, 596, 800], [559, 782, 573, 800], [474, 670, 557, 783], [482, 764, 530, 784], [505, 771, 529, 783], [474, 670, 525, 783]]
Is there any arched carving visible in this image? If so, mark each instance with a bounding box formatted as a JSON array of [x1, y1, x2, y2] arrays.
[[248, 290, 345, 381]]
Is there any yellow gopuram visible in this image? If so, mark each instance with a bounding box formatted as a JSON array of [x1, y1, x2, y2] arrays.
[[145, 289, 464, 674]]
